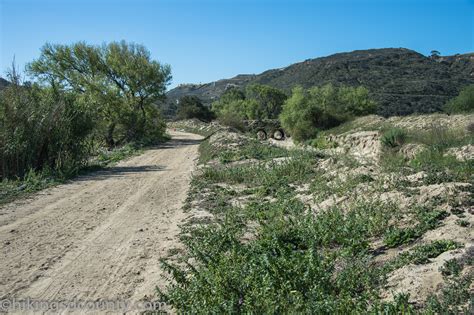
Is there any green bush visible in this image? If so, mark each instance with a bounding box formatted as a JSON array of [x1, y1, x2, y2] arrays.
[[176, 95, 214, 122], [245, 84, 287, 119], [160, 202, 391, 313], [0, 82, 94, 178], [212, 85, 287, 126], [384, 227, 419, 247], [440, 259, 462, 277], [444, 84, 474, 114], [383, 208, 448, 248], [307, 133, 338, 149], [279, 84, 377, 142], [380, 128, 407, 148]]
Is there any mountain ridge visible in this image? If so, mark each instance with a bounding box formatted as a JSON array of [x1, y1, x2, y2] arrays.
[[166, 48, 474, 117]]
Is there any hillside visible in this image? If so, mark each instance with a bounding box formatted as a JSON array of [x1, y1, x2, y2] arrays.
[[166, 48, 474, 117]]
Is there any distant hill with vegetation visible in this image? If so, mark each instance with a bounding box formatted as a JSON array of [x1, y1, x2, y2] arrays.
[[166, 48, 474, 117]]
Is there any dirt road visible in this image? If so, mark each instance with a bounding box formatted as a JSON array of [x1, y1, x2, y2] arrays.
[[0, 131, 202, 311]]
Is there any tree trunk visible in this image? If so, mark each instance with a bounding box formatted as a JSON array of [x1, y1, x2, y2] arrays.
[[106, 122, 116, 148]]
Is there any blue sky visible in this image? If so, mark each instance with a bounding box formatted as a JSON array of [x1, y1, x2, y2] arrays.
[[0, 0, 473, 88]]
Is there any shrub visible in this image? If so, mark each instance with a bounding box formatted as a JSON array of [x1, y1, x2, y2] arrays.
[[444, 84, 474, 114], [307, 133, 338, 149], [280, 85, 376, 142], [245, 84, 287, 119], [384, 227, 419, 247], [212, 85, 287, 126], [440, 259, 462, 277], [380, 128, 407, 148], [176, 96, 214, 122], [212, 99, 247, 130], [0, 81, 94, 178]]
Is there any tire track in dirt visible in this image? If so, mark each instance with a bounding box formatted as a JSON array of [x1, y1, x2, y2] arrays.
[[0, 131, 202, 307]]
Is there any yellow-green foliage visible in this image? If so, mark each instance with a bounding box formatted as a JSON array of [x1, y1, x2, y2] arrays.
[[279, 84, 377, 142], [212, 84, 287, 125], [1, 41, 170, 180], [28, 41, 171, 146], [444, 84, 474, 114]]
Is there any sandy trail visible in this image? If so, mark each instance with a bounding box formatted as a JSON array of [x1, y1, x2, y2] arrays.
[[0, 130, 202, 311]]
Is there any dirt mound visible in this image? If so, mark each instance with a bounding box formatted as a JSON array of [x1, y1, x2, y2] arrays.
[[446, 144, 474, 161], [388, 113, 474, 130], [328, 131, 381, 163], [168, 119, 224, 135]]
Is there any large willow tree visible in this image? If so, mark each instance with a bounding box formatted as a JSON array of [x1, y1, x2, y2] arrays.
[[28, 41, 172, 146]]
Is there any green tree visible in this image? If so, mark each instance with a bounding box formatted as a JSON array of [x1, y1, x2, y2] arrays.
[[444, 84, 474, 114], [211, 87, 245, 115], [338, 85, 377, 116], [176, 96, 214, 121], [212, 85, 287, 125], [430, 50, 441, 58], [27, 41, 171, 146], [211, 87, 248, 129], [280, 84, 376, 142], [213, 99, 248, 130], [245, 84, 287, 119], [220, 87, 246, 103]]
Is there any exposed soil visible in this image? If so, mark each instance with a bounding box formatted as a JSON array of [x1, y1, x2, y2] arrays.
[[0, 131, 202, 307]]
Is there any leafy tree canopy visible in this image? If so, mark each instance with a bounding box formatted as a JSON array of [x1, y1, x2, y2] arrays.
[[280, 84, 377, 142], [245, 84, 287, 119], [176, 96, 214, 121], [212, 84, 287, 123], [27, 41, 172, 145]]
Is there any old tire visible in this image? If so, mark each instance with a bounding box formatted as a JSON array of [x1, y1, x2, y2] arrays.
[[273, 130, 284, 140], [256, 130, 267, 140]]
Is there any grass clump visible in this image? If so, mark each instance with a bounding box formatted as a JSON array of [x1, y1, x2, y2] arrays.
[[381, 128, 407, 148], [455, 219, 470, 227], [198, 136, 290, 165], [440, 259, 463, 277], [306, 132, 338, 149], [380, 124, 473, 183], [96, 144, 143, 164], [217, 140, 289, 164]]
